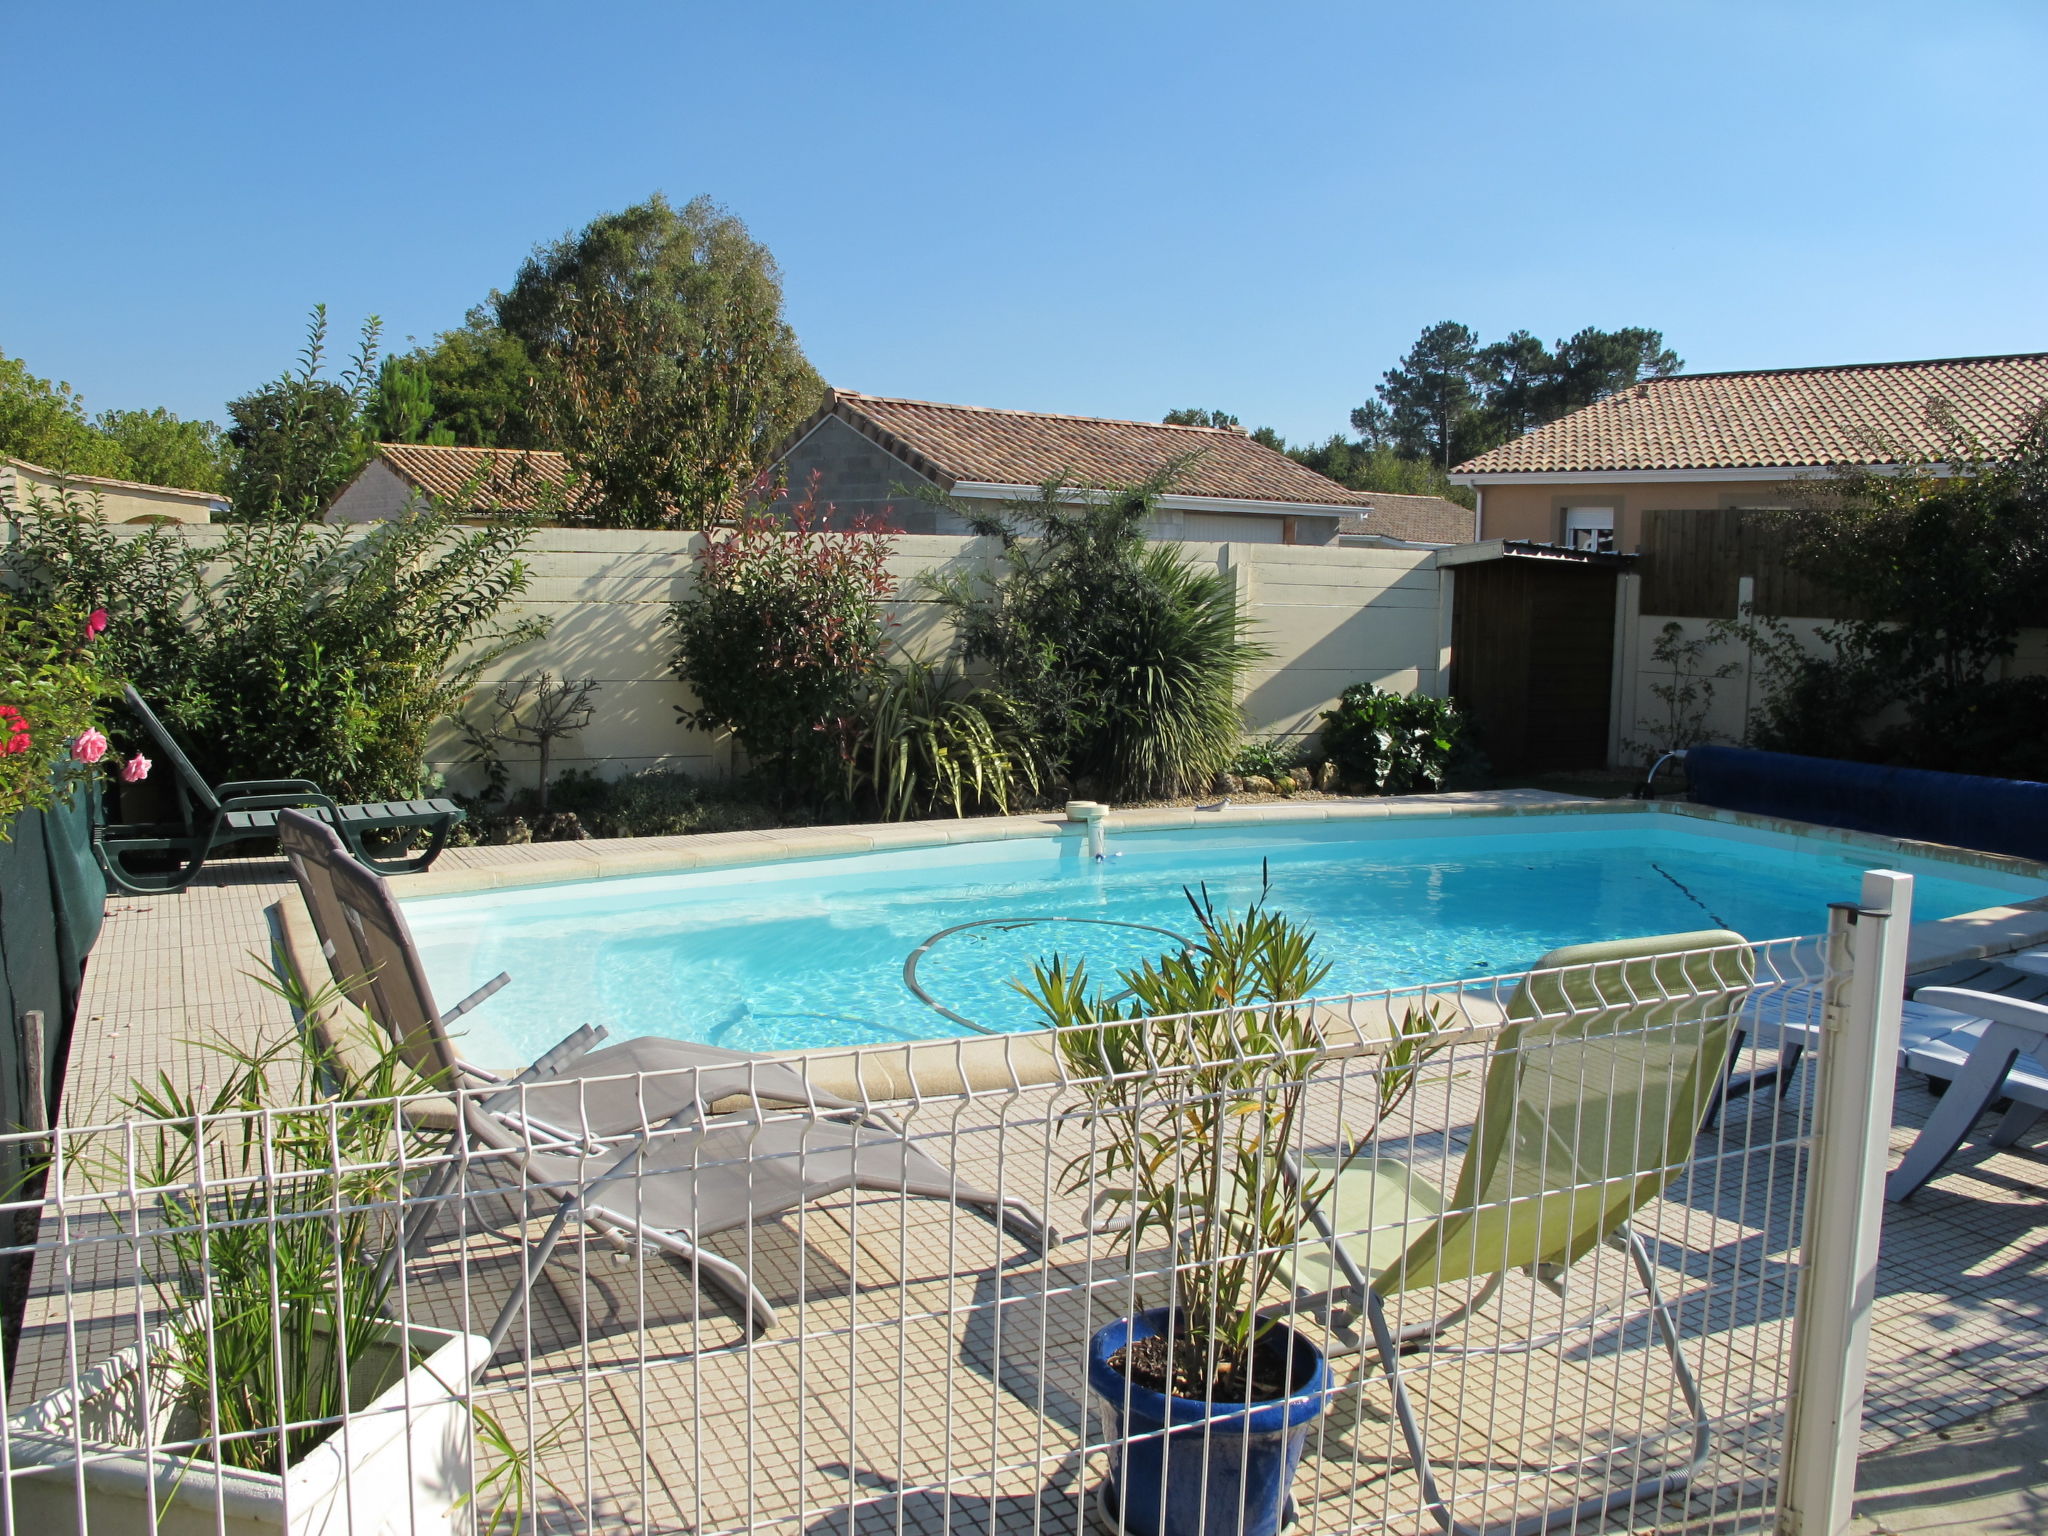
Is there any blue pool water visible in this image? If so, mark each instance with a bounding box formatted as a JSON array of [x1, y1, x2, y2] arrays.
[[402, 813, 2047, 1060]]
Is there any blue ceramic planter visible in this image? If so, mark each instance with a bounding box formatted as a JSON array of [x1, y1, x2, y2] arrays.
[[1087, 1308, 1331, 1536]]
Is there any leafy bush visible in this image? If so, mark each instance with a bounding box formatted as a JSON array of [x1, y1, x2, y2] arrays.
[[1887, 676, 2048, 781], [465, 767, 784, 841], [927, 467, 1263, 801], [0, 595, 122, 834], [1227, 735, 1308, 781], [1318, 683, 1475, 794], [1711, 614, 1896, 762], [842, 660, 1042, 820], [667, 476, 897, 799], [223, 308, 381, 523], [1623, 621, 1740, 762], [1726, 403, 2048, 775], [5, 484, 545, 801]]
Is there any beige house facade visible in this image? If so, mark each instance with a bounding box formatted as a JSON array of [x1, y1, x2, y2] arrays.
[[1451, 352, 2048, 551], [1, 457, 222, 523]]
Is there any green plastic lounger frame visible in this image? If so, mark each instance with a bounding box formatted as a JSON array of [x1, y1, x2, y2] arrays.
[[91, 685, 465, 893], [1277, 929, 1754, 1536]]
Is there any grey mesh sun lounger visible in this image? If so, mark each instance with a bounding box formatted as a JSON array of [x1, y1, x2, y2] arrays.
[[276, 809, 1050, 1344], [93, 685, 463, 892]]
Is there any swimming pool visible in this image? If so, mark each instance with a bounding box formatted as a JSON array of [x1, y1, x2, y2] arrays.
[[402, 806, 2048, 1060]]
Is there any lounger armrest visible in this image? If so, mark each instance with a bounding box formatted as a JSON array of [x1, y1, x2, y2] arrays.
[[1912, 987, 2048, 1040], [444, 972, 511, 1022], [218, 778, 326, 797], [520, 1024, 610, 1082]]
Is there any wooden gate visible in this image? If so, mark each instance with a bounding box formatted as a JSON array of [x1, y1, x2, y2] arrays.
[[1447, 544, 1627, 775]]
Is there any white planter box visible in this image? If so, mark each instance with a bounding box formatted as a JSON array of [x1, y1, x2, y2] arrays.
[[6, 1313, 491, 1536]]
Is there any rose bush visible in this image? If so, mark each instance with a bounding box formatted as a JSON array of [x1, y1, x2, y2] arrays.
[[0, 595, 137, 836]]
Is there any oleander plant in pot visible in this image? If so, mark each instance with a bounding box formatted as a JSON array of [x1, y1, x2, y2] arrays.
[[1018, 890, 1338, 1536]]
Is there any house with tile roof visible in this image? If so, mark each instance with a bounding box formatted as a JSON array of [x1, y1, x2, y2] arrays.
[[1336, 491, 1476, 547], [1450, 352, 2048, 553], [326, 443, 587, 523], [769, 390, 1382, 544], [2, 457, 224, 524]]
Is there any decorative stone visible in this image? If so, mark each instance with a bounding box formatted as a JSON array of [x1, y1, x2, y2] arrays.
[[1317, 760, 1340, 792], [1241, 775, 1275, 795], [1217, 773, 1243, 795]]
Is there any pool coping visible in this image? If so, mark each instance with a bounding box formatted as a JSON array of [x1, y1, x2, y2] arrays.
[[274, 790, 2048, 1104]]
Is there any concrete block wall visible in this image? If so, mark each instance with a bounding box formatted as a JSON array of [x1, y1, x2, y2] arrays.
[[1611, 570, 2048, 766], [125, 526, 1443, 793]]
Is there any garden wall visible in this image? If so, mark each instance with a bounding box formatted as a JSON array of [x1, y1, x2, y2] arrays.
[[133, 527, 1442, 791], [1609, 571, 2048, 767]]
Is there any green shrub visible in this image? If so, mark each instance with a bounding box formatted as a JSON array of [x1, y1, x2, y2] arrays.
[[476, 767, 783, 840], [1227, 735, 1308, 781], [843, 660, 1043, 820], [1318, 683, 1475, 794], [5, 483, 545, 801], [1887, 676, 2048, 781], [927, 467, 1264, 801], [667, 478, 896, 801]]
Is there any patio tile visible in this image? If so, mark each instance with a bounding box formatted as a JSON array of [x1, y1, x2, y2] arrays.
[[17, 855, 2048, 1536]]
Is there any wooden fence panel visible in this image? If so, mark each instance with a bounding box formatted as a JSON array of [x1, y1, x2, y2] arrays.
[[1639, 508, 1867, 620]]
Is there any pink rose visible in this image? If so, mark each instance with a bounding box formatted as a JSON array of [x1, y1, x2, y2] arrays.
[[84, 608, 109, 639], [119, 753, 152, 783], [71, 728, 109, 764]]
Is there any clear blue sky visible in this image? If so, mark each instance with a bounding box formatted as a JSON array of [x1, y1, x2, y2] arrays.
[[5, 0, 2044, 446]]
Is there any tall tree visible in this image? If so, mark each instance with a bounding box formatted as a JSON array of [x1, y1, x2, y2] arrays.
[[499, 194, 823, 528], [401, 308, 550, 449], [223, 307, 380, 521], [0, 351, 132, 477], [367, 355, 454, 445], [94, 407, 233, 491], [1372, 321, 1483, 469], [1348, 320, 1683, 472], [1162, 407, 1240, 428]]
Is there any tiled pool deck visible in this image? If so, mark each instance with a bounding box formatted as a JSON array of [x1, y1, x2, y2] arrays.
[[19, 793, 2048, 1533]]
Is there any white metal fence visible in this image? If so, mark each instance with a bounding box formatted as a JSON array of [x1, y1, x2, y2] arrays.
[[0, 890, 1910, 1536]]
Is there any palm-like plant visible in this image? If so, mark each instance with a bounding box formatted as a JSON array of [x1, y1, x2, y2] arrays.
[[846, 659, 1043, 820], [924, 465, 1266, 802]]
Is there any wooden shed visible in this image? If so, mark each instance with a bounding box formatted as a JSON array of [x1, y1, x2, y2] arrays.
[[1441, 541, 1633, 776]]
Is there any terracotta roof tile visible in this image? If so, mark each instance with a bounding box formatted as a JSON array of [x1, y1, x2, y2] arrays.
[[373, 443, 584, 513], [1337, 493, 1475, 545], [815, 391, 1372, 508], [1453, 353, 2048, 476]]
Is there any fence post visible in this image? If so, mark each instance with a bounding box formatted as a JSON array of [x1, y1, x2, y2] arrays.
[[1777, 868, 1912, 1536]]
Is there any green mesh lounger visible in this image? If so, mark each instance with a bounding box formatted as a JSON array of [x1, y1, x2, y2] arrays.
[[1274, 930, 1755, 1536], [91, 685, 464, 892]]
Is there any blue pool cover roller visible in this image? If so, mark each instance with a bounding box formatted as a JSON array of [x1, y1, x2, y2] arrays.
[[1684, 746, 2048, 864]]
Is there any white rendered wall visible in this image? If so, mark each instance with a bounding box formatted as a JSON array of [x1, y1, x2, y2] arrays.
[[128, 527, 1443, 793]]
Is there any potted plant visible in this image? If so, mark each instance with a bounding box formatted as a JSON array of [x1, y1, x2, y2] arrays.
[[6, 975, 518, 1536], [1018, 888, 1339, 1536]]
